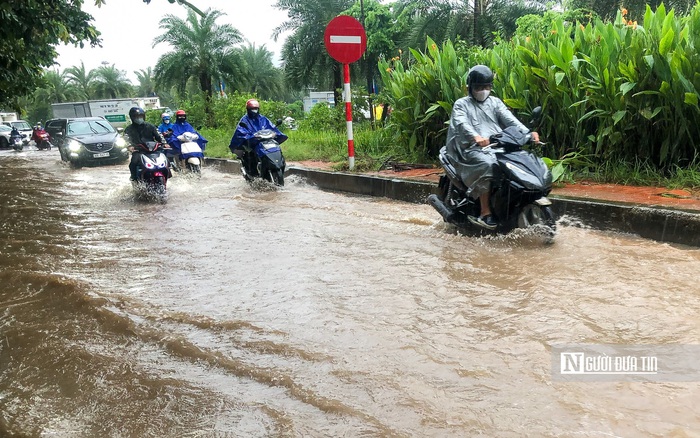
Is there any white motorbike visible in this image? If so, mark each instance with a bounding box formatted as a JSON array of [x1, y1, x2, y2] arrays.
[[177, 131, 204, 175]]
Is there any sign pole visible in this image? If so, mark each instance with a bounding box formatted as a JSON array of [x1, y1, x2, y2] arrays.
[[344, 63, 355, 170], [323, 15, 367, 172]]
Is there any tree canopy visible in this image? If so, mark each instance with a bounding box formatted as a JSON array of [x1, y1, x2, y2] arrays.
[[0, 1, 100, 110]]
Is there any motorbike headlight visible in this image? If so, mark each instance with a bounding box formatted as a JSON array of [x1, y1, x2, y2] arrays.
[[115, 137, 126, 148], [505, 161, 531, 179], [68, 140, 82, 152]]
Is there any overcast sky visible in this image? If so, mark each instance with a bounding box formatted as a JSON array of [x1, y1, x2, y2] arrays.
[[55, 0, 291, 83]]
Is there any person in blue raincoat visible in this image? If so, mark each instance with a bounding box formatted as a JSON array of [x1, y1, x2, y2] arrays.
[[157, 113, 174, 137], [166, 109, 207, 162], [229, 99, 287, 177]]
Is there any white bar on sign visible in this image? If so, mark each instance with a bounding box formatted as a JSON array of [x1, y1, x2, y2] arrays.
[[330, 35, 362, 44]]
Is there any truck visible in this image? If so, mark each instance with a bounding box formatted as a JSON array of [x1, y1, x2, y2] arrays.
[[51, 97, 165, 128], [0, 112, 19, 122]]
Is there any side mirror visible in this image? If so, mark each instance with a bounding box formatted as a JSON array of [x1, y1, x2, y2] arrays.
[[239, 121, 248, 129], [196, 126, 202, 131], [275, 118, 283, 126], [117, 127, 124, 134], [529, 106, 542, 128]]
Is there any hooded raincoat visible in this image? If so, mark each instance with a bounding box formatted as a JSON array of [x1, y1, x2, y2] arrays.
[[229, 114, 287, 155], [445, 95, 528, 198]]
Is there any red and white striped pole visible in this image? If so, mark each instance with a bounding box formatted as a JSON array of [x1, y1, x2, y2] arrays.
[[343, 63, 355, 170]]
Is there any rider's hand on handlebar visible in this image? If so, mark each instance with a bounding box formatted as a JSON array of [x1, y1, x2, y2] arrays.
[[531, 131, 540, 143], [474, 135, 490, 147]]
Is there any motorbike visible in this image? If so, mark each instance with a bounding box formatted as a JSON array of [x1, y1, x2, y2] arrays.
[[177, 131, 204, 175], [237, 127, 286, 186], [32, 129, 52, 150], [427, 107, 556, 237], [10, 135, 23, 152], [132, 142, 170, 202]]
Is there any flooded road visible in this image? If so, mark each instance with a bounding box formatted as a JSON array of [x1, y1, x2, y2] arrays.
[[1, 148, 699, 437]]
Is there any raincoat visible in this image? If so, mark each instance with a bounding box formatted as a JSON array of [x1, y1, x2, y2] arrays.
[[445, 95, 528, 198], [229, 114, 287, 155], [167, 120, 207, 157]]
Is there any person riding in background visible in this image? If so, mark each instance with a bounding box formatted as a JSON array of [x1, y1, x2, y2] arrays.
[[445, 65, 540, 230], [124, 107, 166, 181], [166, 109, 207, 156], [9, 126, 22, 145], [228, 99, 288, 176], [31, 123, 48, 144], [157, 113, 174, 138]]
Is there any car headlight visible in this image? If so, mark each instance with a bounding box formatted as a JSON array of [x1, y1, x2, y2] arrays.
[[115, 137, 126, 148], [68, 140, 82, 152]]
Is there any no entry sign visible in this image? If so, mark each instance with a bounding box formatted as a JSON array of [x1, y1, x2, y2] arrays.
[[324, 15, 367, 64]]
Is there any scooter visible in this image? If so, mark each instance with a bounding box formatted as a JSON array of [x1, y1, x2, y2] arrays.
[[177, 131, 205, 175], [10, 135, 23, 152], [237, 128, 286, 186], [33, 130, 52, 150], [132, 142, 170, 202], [427, 107, 556, 237]]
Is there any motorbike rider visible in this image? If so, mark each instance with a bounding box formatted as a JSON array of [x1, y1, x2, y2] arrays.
[[9, 126, 22, 146], [445, 65, 540, 230], [228, 99, 288, 177], [31, 123, 48, 144], [125, 107, 166, 181], [166, 109, 207, 159], [158, 113, 174, 138]]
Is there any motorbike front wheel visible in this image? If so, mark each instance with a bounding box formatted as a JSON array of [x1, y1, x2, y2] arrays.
[[517, 204, 556, 234], [269, 169, 284, 186]]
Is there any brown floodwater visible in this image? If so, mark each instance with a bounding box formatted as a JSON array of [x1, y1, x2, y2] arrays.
[[1, 148, 699, 437]]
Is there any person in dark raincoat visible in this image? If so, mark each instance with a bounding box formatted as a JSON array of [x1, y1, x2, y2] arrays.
[[228, 99, 287, 177], [445, 65, 539, 230], [124, 107, 166, 181]]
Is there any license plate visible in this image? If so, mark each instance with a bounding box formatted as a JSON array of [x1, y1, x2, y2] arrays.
[[93, 152, 110, 158]]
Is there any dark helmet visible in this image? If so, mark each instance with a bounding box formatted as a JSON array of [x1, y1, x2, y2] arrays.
[[129, 107, 146, 123], [466, 65, 494, 90]]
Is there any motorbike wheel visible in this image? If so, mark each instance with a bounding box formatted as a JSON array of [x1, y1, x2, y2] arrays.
[[269, 169, 284, 186], [154, 177, 167, 203], [517, 204, 556, 235], [187, 162, 202, 176]]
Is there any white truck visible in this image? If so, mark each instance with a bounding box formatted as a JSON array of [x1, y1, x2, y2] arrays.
[[51, 97, 164, 128]]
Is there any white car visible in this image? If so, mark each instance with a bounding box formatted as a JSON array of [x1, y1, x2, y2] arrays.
[[1, 120, 32, 145]]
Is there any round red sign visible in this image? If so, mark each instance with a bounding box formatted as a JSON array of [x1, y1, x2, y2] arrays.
[[324, 15, 367, 64]]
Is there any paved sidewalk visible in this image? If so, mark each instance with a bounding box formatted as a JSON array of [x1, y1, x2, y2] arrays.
[[290, 161, 700, 213]]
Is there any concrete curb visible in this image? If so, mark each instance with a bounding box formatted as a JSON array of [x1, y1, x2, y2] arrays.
[[204, 157, 700, 247]]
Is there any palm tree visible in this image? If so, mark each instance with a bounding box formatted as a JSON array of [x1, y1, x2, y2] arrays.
[[134, 67, 157, 97], [238, 43, 284, 100], [93, 64, 133, 99], [65, 61, 96, 100], [152, 8, 244, 108], [396, 0, 546, 49], [273, 0, 354, 102], [34, 69, 79, 103]]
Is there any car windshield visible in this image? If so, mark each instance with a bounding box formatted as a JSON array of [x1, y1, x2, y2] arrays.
[[12, 122, 31, 130], [67, 120, 115, 135]]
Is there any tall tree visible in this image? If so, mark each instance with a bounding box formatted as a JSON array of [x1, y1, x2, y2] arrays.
[[34, 70, 80, 104], [93, 64, 133, 99], [238, 44, 284, 100], [273, 0, 354, 103], [0, 1, 99, 110], [65, 61, 96, 100], [153, 8, 244, 119], [134, 67, 157, 97]]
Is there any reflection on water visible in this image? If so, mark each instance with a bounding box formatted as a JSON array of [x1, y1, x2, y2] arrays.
[[1, 149, 699, 436]]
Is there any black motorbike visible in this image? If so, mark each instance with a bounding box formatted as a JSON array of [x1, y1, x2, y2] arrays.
[[237, 127, 286, 187], [132, 142, 171, 202], [428, 108, 556, 237]]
